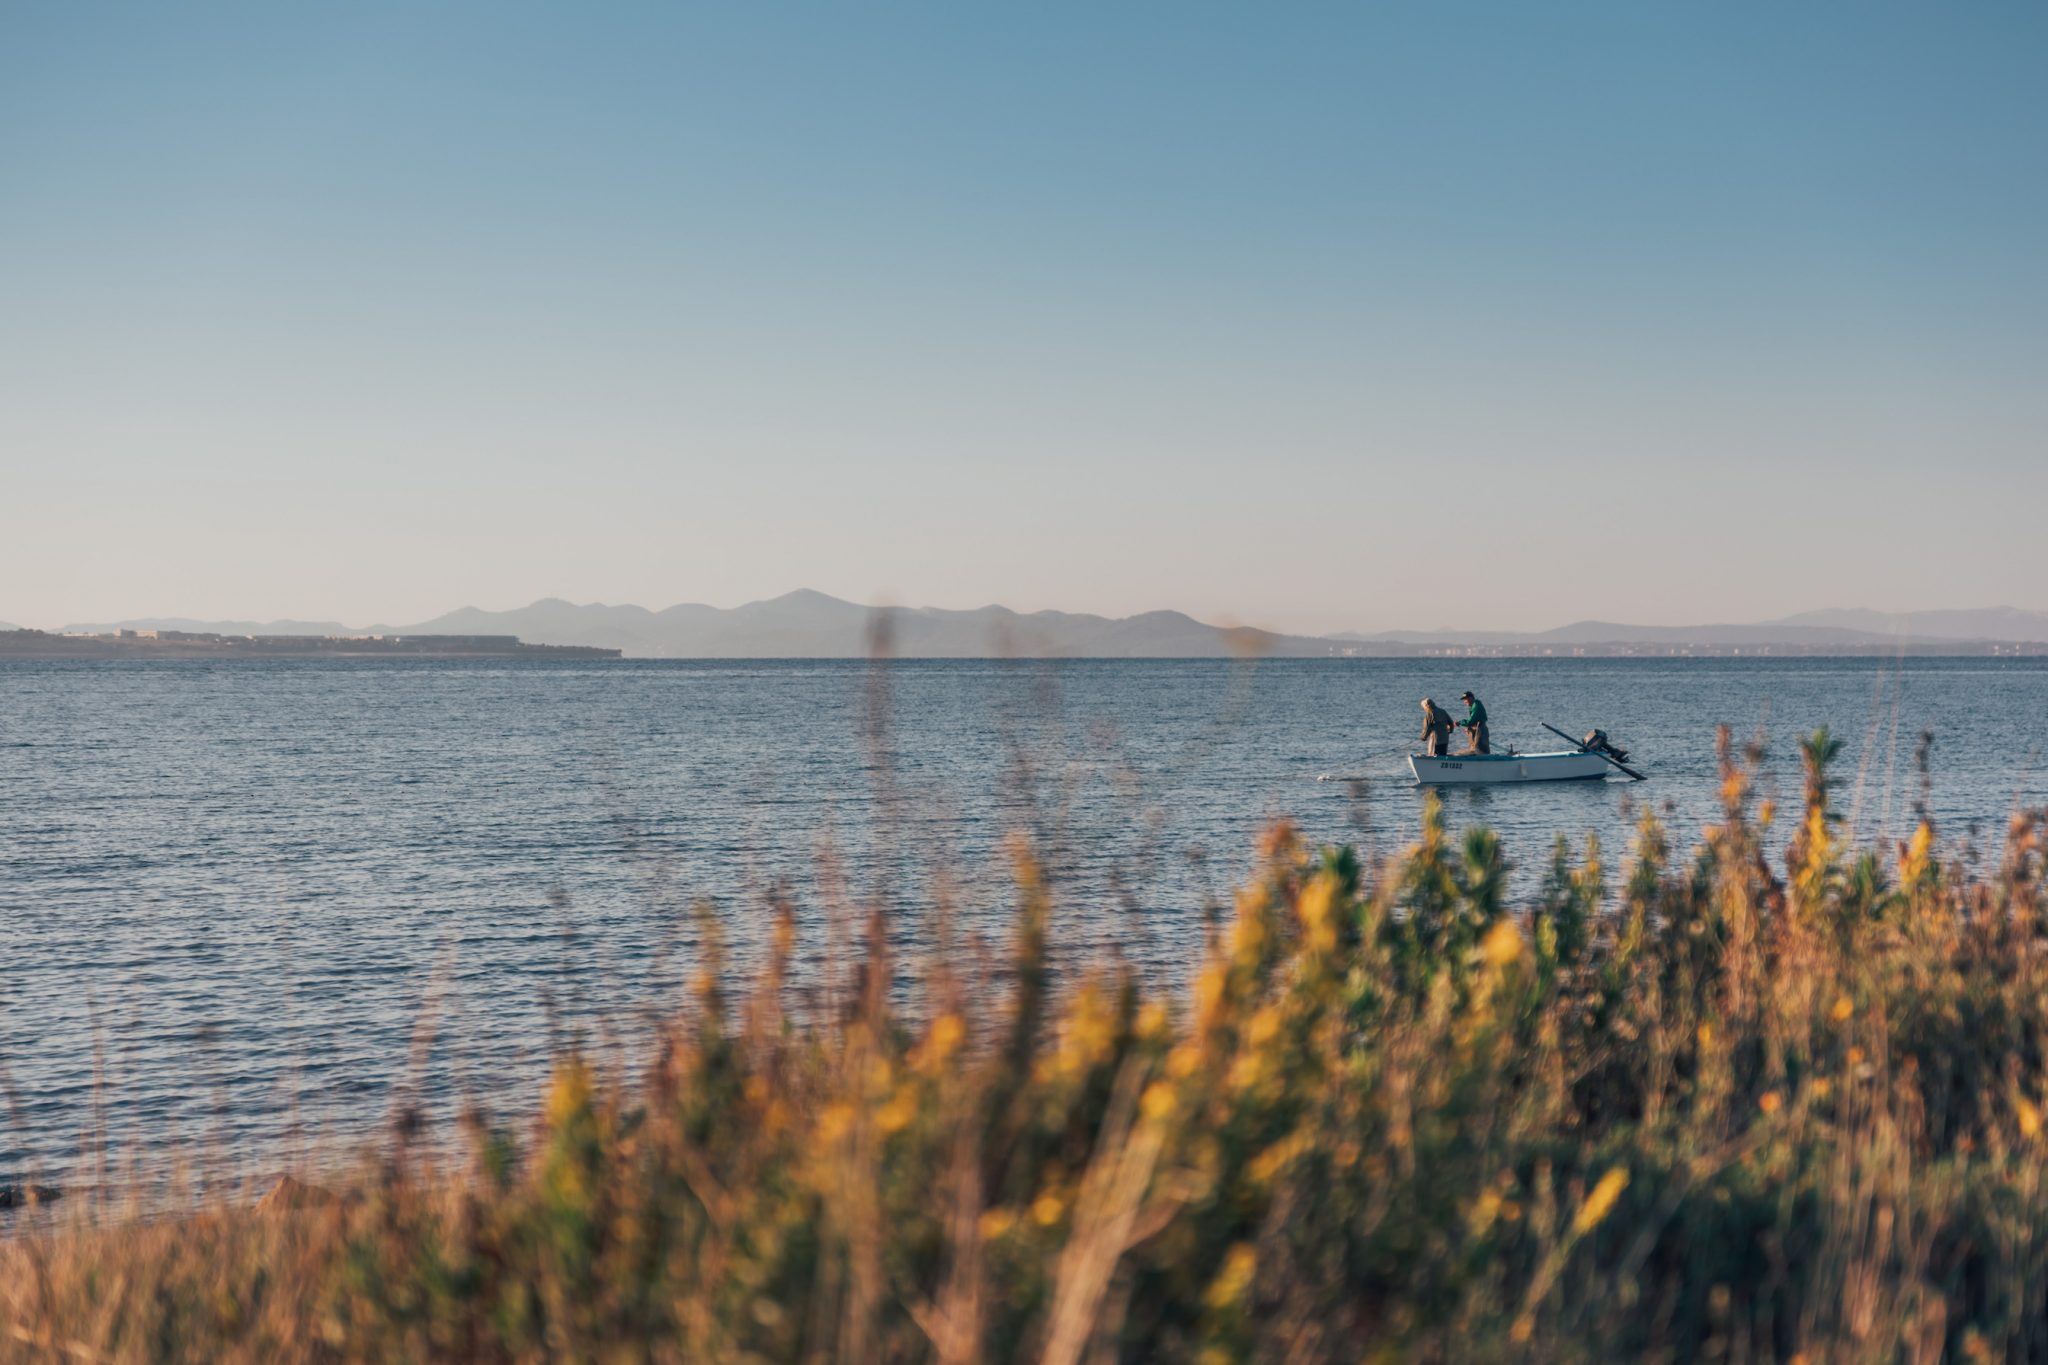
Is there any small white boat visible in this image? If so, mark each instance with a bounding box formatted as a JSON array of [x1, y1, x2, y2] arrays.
[[1408, 750, 1612, 785]]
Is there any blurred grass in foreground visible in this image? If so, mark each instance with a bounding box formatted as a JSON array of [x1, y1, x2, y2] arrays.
[[7, 726, 2048, 1363]]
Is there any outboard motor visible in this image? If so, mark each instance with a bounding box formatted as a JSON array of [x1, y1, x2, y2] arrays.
[[1583, 729, 1629, 763]]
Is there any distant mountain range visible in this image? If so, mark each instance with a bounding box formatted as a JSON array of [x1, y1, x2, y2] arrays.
[[1332, 606, 2048, 649], [34, 595, 2048, 658], [1765, 607, 2048, 642], [52, 592, 1338, 658], [371, 592, 1342, 657]]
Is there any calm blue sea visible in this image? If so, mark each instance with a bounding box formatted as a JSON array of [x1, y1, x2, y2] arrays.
[[4, 656, 2044, 1184]]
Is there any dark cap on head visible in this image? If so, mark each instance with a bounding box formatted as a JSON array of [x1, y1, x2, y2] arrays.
[[1460, 690, 1475, 700]]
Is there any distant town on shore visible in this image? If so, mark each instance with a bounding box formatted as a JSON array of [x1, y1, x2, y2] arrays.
[[0, 629, 621, 660], [3, 592, 2044, 660]]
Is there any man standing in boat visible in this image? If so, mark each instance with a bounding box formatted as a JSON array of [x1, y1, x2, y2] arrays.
[[1457, 690, 1490, 754], [1419, 698, 1455, 756]]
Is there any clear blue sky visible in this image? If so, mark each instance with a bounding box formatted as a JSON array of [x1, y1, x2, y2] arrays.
[[3, 1, 2043, 631]]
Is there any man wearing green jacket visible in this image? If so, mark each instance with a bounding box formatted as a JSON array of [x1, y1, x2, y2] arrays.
[[1458, 690, 1490, 754]]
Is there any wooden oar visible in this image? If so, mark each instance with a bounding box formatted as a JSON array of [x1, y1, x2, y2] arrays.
[[1543, 722, 1646, 781]]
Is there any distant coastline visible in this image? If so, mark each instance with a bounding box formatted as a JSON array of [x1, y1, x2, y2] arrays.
[[9, 592, 2047, 660], [0, 629, 621, 660], [2, 626, 2040, 661]]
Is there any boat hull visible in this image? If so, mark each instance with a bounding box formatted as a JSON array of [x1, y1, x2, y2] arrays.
[[1408, 751, 1610, 785]]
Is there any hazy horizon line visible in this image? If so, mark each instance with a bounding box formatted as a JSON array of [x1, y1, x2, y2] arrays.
[[12, 588, 2047, 644]]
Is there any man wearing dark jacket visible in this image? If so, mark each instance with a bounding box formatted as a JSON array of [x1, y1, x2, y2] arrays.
[[1420, 698, 1455, 756], [1458, 690, 1490, 754]]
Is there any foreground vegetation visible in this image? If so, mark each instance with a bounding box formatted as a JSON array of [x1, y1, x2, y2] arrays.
[[8, 728, 2048, 1362]]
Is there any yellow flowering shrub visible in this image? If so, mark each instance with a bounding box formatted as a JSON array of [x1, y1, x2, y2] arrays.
[[7, 728, 2048, 1361]]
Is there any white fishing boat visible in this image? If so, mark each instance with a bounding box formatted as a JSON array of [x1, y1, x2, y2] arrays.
[[1407, 723, 1645, 786], [1408, 750, 1611, 785]]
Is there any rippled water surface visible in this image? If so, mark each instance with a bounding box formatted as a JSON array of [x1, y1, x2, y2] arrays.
[[5, 656, 2045, 1183]]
